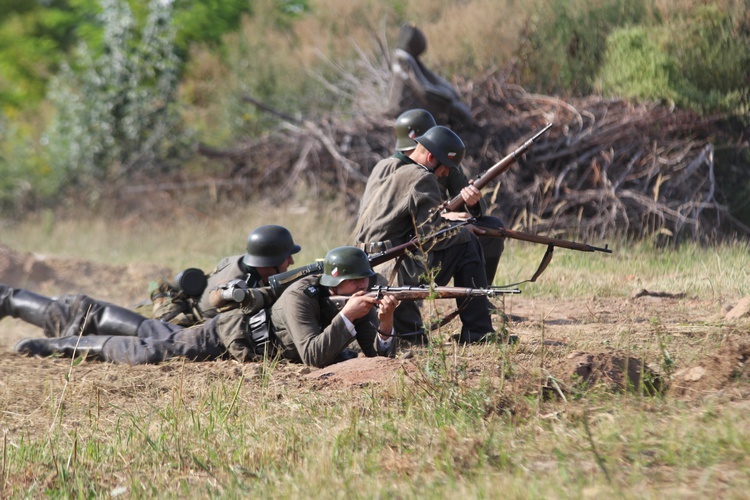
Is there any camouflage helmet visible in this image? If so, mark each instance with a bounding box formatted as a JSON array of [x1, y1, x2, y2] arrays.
[[395, 109, 437, 151], [319, 246, 375, 287], [397, 24, 427, 58], [243, 225, 301, 268], [414, 125, 466, 169]]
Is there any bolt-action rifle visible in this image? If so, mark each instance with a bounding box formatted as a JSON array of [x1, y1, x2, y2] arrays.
[[328, 285, 521, 310], [479, 227, 612, 286], [439, 123, 553, 213], [266, 222, 470, 296]]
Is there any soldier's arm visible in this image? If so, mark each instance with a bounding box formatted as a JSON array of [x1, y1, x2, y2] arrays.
[[282, 289, 359, 368]]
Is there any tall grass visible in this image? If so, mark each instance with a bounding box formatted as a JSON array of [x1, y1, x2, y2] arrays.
[[3, 203, 748, 303], [1, 204, 749, 496], [1, 344, 749, 496]]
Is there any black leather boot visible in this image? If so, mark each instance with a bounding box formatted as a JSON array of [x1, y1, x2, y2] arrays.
[[0, 285, 56, 327], [14, 335, 110, 358], [58, 294, 146, 337]]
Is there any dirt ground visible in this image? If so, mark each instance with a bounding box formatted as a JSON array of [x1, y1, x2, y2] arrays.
[[1, 242, 749, 410]]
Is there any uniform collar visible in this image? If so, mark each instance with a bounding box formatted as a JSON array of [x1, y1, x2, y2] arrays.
[[394, 151, 430, 172]]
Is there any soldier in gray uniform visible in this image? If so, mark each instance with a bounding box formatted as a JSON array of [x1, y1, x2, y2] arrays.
[[0, 225, 301, 339], [356, 125, 502, 344], [151, 224, 301, 323], [10, 247, 398, 369], [393, 109, 505, 285]]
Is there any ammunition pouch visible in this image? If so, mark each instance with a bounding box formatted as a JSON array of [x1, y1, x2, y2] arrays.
[[246, 309, 271, 356]]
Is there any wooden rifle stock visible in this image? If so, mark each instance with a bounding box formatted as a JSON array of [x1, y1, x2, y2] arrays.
[[329, 285, 521, 308], [442, 123, 553, 212], [480, 227, 612, 253]]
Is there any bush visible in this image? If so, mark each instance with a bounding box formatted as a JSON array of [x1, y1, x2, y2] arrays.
[[516, 0, 654, 96], [43, 0, 185, 197], [598, 5, 750, 114]]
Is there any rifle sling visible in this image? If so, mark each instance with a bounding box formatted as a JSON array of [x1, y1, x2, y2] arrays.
[[386, 254, 405, 286], [500, 244, 555, 289]]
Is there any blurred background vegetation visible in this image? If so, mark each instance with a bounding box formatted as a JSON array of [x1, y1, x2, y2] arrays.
[[0, 0, 747, 218]]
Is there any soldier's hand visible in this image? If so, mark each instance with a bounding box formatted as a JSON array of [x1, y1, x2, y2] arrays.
[[466, 224, 486, 236], [460, 184, 482, 207], [376, 294, 399, 335], [340, 292, 378, 321]]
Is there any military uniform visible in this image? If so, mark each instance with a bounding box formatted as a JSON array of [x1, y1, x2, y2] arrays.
[[271, 275, 387, 368], [149, 255, 263, 324], [10, 277, 393, 368], [437, 166, 505, 285], [355, 153, 495, 342]]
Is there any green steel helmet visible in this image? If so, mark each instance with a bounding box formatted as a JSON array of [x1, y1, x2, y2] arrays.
[[319, 246, 375, 287], [243, 225, 301, 268], [414, 125, 466, 169], [395, 109, 436, 151], [397, 24, 427, 58]]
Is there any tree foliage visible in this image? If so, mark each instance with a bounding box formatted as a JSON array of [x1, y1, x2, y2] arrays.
[[44, 0, 184, 194]]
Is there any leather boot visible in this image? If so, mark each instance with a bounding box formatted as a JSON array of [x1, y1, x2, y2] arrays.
[[0, 285, 55, 327], [59, 294, 146, 337], [14, 335, 110, 358]]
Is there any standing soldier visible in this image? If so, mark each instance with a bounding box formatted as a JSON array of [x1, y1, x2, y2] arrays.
[[393, 109, 506, 285], [10, 247, 398, 369], [356, 125, 506, 344]]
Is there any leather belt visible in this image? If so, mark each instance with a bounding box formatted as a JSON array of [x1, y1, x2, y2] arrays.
[[357, 240, 393, 254]]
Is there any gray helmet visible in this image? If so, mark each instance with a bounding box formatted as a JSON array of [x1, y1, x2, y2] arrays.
[[243, 225, 301, 267], [395, 109, 437, 151], [397, 24, 427, 58], [319, 246, 375, 287], [414, 125, 465, 170]]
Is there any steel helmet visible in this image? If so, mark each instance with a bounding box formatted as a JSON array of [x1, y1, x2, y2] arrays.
[[319, 246, 375, 287], [395, 109, 437, 151], [243, 225, 301, 267], [414, 125, 465, 169]]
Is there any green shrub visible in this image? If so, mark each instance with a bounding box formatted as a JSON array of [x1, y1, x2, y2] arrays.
[[44, 0, 185, 195], [595, 27, 678, 103], [598, 5, 750, 114], [518, 0, 655, 95]]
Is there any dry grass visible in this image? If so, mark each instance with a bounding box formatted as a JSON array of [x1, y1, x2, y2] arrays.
[[1, 203, 749, 496]]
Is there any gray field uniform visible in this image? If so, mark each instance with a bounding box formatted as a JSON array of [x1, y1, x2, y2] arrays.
[[197, 255, 263, 316], [7, 276, 392, 368], [355, 153, 494, 342], [271, 275, 388, 368], [151, 255, 262, 325]]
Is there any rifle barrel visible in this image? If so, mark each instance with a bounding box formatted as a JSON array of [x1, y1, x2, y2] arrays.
[[444, 123, 552, 212], [482, 227, 612, 253]]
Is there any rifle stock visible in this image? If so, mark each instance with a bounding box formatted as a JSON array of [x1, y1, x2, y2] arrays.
[[329, 285, 521, 309], [480, 227, 612, 253], [443, 123, 553, 212]]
